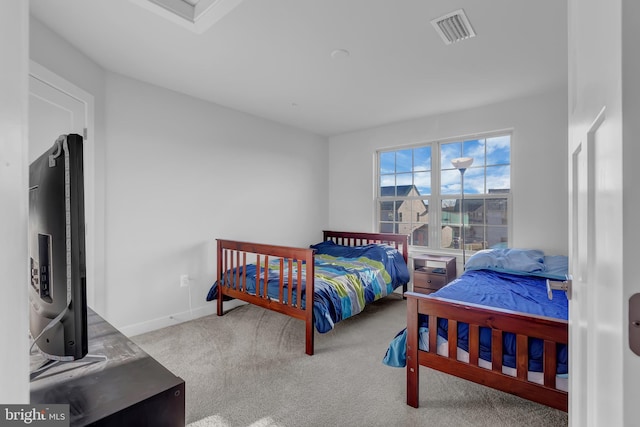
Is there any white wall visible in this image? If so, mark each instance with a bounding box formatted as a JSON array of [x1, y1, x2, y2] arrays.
[[0, 0, 29, 404], [327, 89, 569, 257], [104, 73, 328, 334], [29, 17, 329, 335]]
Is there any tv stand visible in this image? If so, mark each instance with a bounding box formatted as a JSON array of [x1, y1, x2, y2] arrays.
[[30, 308, 185, 426], [30, 353, 108, 381]]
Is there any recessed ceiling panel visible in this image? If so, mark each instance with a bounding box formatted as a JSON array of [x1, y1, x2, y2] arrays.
[[130, 0, 243, 33]]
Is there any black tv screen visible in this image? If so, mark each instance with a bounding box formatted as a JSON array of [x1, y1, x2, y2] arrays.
[[28, 133, 88, 361]]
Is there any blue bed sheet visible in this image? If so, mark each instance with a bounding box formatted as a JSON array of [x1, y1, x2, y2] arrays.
[[384, 269, 568, 374]]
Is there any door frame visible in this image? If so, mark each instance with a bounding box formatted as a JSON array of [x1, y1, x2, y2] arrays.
[[28, 61, 103, 314]]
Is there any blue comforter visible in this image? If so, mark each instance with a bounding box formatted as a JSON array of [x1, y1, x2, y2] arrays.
[[384, 269, 568, 374], [207, 241, 410, 333]]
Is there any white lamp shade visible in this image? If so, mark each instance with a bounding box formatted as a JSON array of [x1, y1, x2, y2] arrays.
[[451, 157, 474, 170]]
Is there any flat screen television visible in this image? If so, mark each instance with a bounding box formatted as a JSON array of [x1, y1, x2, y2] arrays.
[[28, 133, 88, 362]]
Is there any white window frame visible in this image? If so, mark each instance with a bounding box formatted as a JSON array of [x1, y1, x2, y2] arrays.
[[375, 130, 513, 254]]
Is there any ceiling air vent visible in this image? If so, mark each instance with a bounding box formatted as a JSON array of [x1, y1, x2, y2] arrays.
[[431, 9, 476, 45]]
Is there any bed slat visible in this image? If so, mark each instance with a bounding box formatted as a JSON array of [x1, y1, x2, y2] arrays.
[[286, 259, 293, 305], [468, 324, 479, 366], [516, 334, 528, 380], [241, 253, 247, 292], [543, 340, 557, 388], [491, 329, 502, 373], [297, 259, 303, 310], [278, 258, 285, 303], [428, 314, 437, 354], [448, 319, 457, 358], [264, 255, 270, 299]]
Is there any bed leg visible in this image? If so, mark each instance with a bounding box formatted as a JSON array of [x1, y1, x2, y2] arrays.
[[217, 290, 224, 316], [406, 296, 419, 408], [305, 318, 314, 356]]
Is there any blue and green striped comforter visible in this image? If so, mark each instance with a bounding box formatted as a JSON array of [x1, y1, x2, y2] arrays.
[[207, 241, 410, 333]]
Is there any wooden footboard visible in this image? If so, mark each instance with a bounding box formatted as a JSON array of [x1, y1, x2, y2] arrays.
[[216, 231, 409, 356], [405, 292, 568, 412], [217, 239, 316, 355]]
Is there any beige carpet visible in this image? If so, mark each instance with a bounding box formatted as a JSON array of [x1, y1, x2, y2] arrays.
[[131, 295, 567, 427]]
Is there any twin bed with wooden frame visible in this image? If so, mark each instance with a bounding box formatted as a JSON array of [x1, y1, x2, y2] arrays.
[[212, 230, 409, 356], [390, 248, 570, 412], [405, 291, 568, 412]]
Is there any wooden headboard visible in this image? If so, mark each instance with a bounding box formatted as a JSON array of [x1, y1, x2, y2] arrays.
[[322, 230, 409, 263]]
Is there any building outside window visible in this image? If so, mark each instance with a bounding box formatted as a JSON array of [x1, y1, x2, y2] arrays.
[[377, 133, 511, 252]]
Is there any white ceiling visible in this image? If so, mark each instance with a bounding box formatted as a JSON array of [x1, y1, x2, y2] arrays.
[[29, 0, 567, 137]]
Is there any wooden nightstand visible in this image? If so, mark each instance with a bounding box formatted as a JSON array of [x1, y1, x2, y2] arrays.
[[412, 254, 457, 295]]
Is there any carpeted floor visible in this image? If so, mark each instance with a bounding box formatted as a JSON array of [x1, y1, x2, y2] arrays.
[[131, 295, 568, 427]]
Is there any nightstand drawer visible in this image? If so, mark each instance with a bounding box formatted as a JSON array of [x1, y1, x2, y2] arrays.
[[413, 270, 447, 291]]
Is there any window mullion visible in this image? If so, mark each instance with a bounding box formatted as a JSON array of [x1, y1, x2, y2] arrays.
[[431, 143, 442, 249]]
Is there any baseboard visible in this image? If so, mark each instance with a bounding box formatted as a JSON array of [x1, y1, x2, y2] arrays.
[[121, 306, 213, 337], [123, 300, 246, 338]]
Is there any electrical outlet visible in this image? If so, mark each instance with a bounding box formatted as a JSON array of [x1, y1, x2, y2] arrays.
[[180, 274, 189, 288]]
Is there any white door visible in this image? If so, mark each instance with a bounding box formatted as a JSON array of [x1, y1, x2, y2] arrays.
[[568, 0, 640, 424], [28, 62, 98, 311], [568, 108, 624, 425]]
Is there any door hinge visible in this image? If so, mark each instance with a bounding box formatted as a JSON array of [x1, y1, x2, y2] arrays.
[[83, 128, 88, 139]]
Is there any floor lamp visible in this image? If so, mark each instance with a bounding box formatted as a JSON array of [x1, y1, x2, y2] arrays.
[[451, 157, 474, 268]]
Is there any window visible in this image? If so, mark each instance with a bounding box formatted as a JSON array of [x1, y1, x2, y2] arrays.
[[377, 133, 511, 252], [379, 147, 431, 246]]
